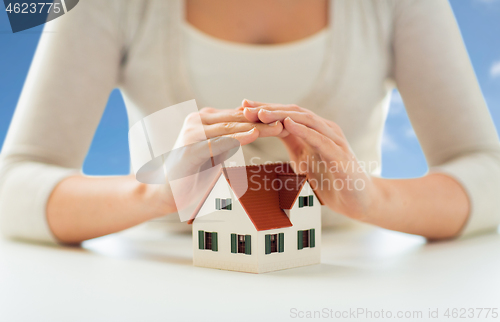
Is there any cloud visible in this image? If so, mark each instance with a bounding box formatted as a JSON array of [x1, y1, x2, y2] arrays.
[[389, 90, 405, 115], [382, 132, 398, 151], [475, 0, 498, 3], [405, 127, 416, 138], [391, 90, 403, 105], [491, 61, 500, 79]]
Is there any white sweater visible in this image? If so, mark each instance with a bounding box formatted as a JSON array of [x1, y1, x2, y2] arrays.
[[1, 0, 499, 243]]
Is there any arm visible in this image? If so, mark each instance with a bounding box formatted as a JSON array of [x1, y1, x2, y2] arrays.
[[242, 102, 468, 239], [1, 2, 277, 244], [47, 107, 279, 244], [0, 0, 282, 244], [0, 0, 124, 244], [369, 174, 468, 239], [46, 176, 171, 244], [391, 0, 500, 237], [240, 0, 500, 240]]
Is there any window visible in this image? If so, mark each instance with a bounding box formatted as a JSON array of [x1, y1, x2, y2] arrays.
[[231, 234, 251, 255], [215, 198, 232, 210], [198, 230, 218, 251], [302, 230, 309, 248], [270, 234, 278, 253], [265, 233, 284, 254], [205, 232, 212, 250], [297, 229, 315, 250], [238, 235, 246, 253], [298, 195, 314, 208]]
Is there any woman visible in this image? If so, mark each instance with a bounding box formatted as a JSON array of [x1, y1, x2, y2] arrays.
[[0, 0, 499, 244]]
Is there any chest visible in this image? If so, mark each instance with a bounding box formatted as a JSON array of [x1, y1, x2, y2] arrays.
[[184, 0, 329, 45], [120, 0, 395, 135]]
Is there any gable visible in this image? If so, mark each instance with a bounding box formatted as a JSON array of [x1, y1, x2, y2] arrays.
[[192, 175, 256, 231], [296, 180, 317, 206], [187, 170, 226, 223], [191, 163, 322, 231], [223, 164, 297, 231], [196, 174, 232, 215], [277, 174, 307, 209]]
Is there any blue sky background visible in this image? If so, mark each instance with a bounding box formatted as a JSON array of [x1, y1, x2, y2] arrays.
[[0, 0, 499, 178]]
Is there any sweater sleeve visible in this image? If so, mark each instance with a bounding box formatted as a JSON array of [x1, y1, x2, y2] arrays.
[[392, 0, 500, 236], [0, 0, 123, 243]]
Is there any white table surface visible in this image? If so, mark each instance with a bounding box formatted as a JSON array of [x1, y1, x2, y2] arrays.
[[1, 222, 499, 322]]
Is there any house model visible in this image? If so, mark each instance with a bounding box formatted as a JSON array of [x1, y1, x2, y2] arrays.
[[189, 163, 322, 273]]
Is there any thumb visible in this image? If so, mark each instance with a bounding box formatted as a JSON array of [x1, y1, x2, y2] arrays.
[[280, 133, 304, 156], [242, 99, 265, 107]]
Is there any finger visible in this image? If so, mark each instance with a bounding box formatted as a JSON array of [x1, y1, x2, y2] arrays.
[[283, 117, 339, 159], [242, 99, 267, 108], [198, 107, 218, 113], [221, 127, 259, 146], [257, 109, 344, 146], [326, 120, 346, 139], [243, 106, 301, 126], [208, 128, 259, 151], [242, 107, 261, 122], [204, 121, 283, 139], [199, 109, 249, 125], [250, 103, 303, 112], [240, 102, 303, 117], [277, 128, 290, 138], [242, 99, 303, 111]]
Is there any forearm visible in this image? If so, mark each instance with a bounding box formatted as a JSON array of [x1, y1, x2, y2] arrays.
[[240, 102, 474, 240], [47, 175, 174, 244], [367, 173, 470, 240]]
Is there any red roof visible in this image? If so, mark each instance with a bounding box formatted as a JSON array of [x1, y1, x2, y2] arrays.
[[191, 163, 317, 231], [276, 174, 307, 209]]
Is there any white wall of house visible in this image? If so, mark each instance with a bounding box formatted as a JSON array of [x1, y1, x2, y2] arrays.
[[193, 176, 322, 273], [257, 181, 321, 273], [192, 175, 259, 273], [289, 181, 322, 232]]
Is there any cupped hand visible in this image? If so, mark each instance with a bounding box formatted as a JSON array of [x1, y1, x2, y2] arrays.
[[158, 105, 286, 216], [240, 99, 379, 220], [176, 106, 285, 147]]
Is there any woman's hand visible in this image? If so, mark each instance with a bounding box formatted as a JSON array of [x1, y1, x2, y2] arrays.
[[176, 106, 285, 147], [241, 99, 380, 221], [158, 106, 286, 216]]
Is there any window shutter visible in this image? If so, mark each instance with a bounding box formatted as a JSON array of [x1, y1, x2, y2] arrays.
[[299, 196, 304, 208], [231, 234, 237, 253], [309, 195, 314, 207], [198, 230, 204, 250], [245, 235, 251, 255], [212, 232, 218, 251], [297, 230, 303, 250], [226, 198, 232, 210], [278, 233, 284, 253], [310, 229, 315, 248], [215, 198, 220, 210], [265, 235, 271, 254]]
